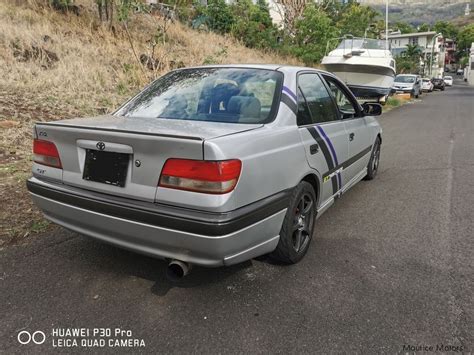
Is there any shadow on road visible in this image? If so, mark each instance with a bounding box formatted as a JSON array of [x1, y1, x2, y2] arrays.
[[75, 238, 256, 296]]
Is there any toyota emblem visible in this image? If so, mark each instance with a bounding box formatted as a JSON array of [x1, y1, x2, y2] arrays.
[[96, 142, 105, 151]]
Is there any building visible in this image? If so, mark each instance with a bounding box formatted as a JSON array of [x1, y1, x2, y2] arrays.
[[387, 31, 446, 77], [467, 43, 474, 86], [444, 38, 456, 71]]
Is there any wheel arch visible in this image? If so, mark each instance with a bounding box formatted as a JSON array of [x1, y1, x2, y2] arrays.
[[377, 133, 382, 145], [301, 173, 320, 207]]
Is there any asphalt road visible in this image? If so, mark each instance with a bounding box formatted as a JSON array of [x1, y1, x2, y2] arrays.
[[1, 80, 473, 354]]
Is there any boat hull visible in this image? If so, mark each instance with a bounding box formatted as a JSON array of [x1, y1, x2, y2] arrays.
[[322, 63, 395, 99]]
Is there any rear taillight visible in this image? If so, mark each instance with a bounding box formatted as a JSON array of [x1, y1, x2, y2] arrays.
[[33, 139, 62, 169], [159, 159, 242, 194]]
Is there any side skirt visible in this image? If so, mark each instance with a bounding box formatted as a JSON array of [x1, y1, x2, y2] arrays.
[[316, 167, 368, 219]]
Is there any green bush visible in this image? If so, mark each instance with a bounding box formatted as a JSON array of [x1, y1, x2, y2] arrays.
[[199, 0, 235, 34], [290, 5, 339, 65], [229, 0, 278, 49]]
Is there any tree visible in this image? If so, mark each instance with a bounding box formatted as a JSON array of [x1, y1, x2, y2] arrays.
[[396, 43, 422, 73], [394, 21, 415, 34], [203, 0, 235, 34], [337, 3, 377, 38], [417, 23, 430, 32], [433, 21, 458, 40], [457, 24, 474, 52], [272, 0, 311, 37], [230, 0, 278, 49], [291, 5, 339, 65], [405, 43, 422, 59]]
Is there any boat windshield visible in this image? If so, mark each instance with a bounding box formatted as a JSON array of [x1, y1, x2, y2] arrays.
[[336, 38, 386, 50]]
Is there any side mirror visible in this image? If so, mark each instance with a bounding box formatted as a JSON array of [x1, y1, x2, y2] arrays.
[[362, 102, 382, 116]]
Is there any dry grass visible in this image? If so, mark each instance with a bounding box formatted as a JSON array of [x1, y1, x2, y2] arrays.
[[0, 0, 301, 245]]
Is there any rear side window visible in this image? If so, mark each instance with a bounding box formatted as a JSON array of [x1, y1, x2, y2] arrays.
[[117, 68, 283, 124], [297, 73, 338, 125]]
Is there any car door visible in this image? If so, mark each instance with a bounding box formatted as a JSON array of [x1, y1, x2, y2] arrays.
[[320, 74, 372, 186], [296, 72, 348, 204]]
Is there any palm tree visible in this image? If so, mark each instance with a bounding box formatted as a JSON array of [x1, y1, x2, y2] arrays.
[[404, 43, 422, 60]]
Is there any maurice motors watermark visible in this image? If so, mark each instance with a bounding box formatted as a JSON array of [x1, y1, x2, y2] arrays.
[[402, 344, 465, 352], [17, 328, 146, 348]]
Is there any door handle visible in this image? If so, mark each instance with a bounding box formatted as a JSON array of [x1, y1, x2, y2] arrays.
[[349, 132, 355, 141], [310, 144, 319, 155]]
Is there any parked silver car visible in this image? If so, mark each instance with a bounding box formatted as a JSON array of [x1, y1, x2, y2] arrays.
[[27, 65, 382, 277], [392, 74, 422, 98]]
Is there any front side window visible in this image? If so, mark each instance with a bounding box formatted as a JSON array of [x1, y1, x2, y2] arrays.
[[323, 76, 357, 117], [117, 68, 283, 124], [297, 73, 338, 125]]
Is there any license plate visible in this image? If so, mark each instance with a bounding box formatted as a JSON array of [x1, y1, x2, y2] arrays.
[[396, 90, 404, 94], [83, 149, 129, 187]]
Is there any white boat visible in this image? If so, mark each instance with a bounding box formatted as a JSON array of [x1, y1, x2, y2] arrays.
[[321, 37, 396, 99]]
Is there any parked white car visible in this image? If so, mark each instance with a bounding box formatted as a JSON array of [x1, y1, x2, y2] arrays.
[[421, 78, 434, 92], [443, 76, 453, 86]]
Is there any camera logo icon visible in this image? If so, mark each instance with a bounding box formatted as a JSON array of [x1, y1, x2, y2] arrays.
[[17, 330, 46, 345]]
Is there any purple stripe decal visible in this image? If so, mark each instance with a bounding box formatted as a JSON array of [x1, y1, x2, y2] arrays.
[[316, 125, 342, 189], [282, 86, 297, 102], [316, 126, 339, 165]]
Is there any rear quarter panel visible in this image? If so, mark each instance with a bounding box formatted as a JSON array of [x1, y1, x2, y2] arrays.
[[154, 106, 319, 212]]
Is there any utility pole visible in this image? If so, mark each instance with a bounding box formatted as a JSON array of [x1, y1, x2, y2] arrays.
[[385, 0, 389, 51]]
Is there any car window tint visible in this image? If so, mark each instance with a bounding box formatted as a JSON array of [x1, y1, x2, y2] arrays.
[[297, 73, 338, 124], [296, 87, 312, 126], [117, 68, 283, 124], [323, 77, 357, 115]]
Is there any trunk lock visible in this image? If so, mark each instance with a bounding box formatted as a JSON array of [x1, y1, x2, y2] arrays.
[[135, 159, 141, 167]]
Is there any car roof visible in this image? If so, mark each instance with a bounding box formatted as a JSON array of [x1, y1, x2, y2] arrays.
[[174, 64, 329, 75]]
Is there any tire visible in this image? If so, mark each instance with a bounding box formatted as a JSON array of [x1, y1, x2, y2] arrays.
[[364, 137, 381, 181], [270, 181, 316, 264], [415, 90, 419, 98]]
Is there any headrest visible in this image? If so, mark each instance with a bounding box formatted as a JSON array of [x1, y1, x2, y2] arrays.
[[227, 96, 261, 120]]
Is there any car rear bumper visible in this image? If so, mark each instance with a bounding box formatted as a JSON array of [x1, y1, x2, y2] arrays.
[[27, 177, 288, 266]]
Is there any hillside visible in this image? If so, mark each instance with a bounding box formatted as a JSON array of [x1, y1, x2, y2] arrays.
[[0, 0, 300, 244], [365, 0, 473, 25]]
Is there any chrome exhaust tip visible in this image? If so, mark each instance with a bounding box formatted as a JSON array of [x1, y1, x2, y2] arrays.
[[166, 260, 192, 281]]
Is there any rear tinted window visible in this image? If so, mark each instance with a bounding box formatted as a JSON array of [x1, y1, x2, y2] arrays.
[[117, 68, 283, 124]]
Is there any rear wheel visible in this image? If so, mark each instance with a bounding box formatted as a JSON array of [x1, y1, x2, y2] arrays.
[[270, 181, 316, 264], [364, 137, 381, 181]]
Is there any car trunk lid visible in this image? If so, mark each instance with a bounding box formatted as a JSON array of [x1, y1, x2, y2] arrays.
[[35, 115, 262, 202]]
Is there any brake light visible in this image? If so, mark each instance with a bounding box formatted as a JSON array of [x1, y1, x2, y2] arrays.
[[33, 139, 62, 169], [159, 159, 242, 194]]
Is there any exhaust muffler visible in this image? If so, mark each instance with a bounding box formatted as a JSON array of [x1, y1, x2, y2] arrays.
[[166, 260, 192, 281]]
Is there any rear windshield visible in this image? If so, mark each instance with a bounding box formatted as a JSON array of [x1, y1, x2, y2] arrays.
[[117, 68, 283, 124], [444, 76, 452, 80], [394, 75, 415, 83]]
